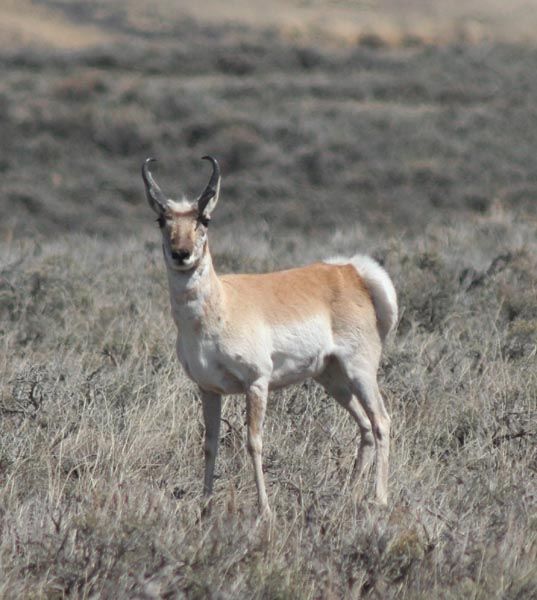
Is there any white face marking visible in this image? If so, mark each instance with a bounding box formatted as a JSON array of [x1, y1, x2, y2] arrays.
[[167, 198, 195, 212], [160, 199, 208, 272]]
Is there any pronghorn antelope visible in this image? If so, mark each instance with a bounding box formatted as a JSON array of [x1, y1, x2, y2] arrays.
[[142, 156, 397, 515]]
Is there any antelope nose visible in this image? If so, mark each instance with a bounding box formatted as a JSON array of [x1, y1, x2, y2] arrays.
[[171, 249, 191, 262]]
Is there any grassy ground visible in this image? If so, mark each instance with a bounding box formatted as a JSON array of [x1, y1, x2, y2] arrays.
[[1, 2, 536, 598]]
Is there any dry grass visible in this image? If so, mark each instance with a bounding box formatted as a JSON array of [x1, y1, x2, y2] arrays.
[[1, 2, 537, 597], [1, 214, 536, 597]]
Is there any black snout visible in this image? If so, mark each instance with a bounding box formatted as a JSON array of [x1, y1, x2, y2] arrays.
[[171, 249, 191, 262]]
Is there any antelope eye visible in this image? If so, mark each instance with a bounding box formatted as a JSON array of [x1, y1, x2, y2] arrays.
[[198, 215, 210, 227]]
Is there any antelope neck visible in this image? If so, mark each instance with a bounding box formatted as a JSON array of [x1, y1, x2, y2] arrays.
[[166, 250, 224, 324]]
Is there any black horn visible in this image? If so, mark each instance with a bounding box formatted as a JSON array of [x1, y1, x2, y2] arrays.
[[142, 158, 168, 214], [197, 156, 221, 216]]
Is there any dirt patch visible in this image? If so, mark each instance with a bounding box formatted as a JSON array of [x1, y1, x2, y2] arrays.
[[133, 0, 537, 46], [0, 0, 112, 49], [6, 1, 537, 50]]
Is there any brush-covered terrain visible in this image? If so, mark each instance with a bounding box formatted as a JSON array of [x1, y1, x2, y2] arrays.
[[1, 2, 536, 598]]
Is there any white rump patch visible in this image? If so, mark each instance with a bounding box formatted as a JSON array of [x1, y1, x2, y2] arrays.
[[325, 254, 398, 341]]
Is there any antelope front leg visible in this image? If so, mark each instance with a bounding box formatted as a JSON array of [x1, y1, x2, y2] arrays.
[[200, 389, 222, 496], [245, 381, 270, 516]]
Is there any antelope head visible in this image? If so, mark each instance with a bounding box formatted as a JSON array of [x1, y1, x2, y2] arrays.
[[142, 156, 221, 272]]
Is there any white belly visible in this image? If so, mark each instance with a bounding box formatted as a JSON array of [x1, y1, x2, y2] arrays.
[[176, 316, 334, 395], [268, 316, 333, 389]]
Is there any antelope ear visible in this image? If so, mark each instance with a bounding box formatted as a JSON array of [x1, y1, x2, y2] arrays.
[[197, 156, 221, 218], [142, 158, 168, 214]]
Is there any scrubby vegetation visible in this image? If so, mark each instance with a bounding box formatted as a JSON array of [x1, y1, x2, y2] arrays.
[[1, 219, 535, 598], [1, 2, 536, 598]]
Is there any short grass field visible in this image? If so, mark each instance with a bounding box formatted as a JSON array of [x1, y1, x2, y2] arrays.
[[1, 1, 536, 597]]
